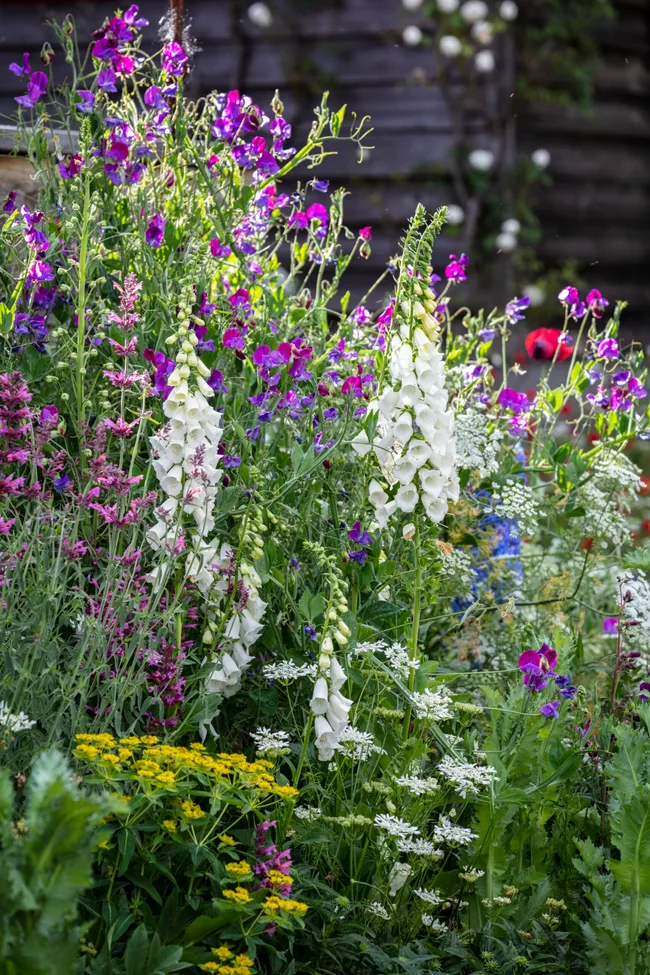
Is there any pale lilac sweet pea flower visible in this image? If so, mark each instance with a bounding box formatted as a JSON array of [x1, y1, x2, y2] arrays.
[[97, 67, 118, 92], [75, 90, 96, 113], [9, 53, 31, 76], [15, 70, 48, 108]]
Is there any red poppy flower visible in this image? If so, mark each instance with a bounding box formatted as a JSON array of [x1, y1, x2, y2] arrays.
[[524, 328, 572, 362]]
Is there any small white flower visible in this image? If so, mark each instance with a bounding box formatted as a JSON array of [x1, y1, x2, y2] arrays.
[[367, 901, 391, 919], [402, 25, 423, 46], [337, 725, 386, 761], [248, 2, 272, 28], [446, 204, 465, 225], [250, 727, 292, 755], [422, 915, 448, 933], [495, 230, 517, 252], [263, 660, 317, 682], [433, 814, 478, 845], [0, 702, 36, 733], [388, 861, 412, 896], [294, 805, 322, 821], [474, 50, 495, 73], [396, 837, 443, 856], [396, 775, 439, 796], [502, 218, 521, 234], [439, 34, 462, 57], [437, 0, 459, 10], [460, 0, 489, 23], [374, 814, 421, 839], [499, 0, 518, 20], [437, 755, 499, 797], [468, 148, 494, 171], [415, 887, 443, 906], [412, 688, 454, 722], [532, 148, 551, 169]]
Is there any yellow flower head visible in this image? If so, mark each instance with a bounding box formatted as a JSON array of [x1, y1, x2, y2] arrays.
[[190, 742, 206, 751], [199, 964, 220, 973], [234, 957, 255, 971], [119, 736, 141, 746], [271, 784, 299, 800], [180, 799, 205, 820], [162, 820, 177, 833], [218, 833, 237, 846], [100, 753, 121, 766], [76, 733, 116, 748], [74, 745, 100, 760], [268, 869, 293, 886], [139, 735, 159, 745], [212, 946, 233, 961], [156, 771, 176, 786], [118, 749, 133, 761], [224, 861, 252, 877], [222, 887, 251, 905], [137, 769, 155, 779]]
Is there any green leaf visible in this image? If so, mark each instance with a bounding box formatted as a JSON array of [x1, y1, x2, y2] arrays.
[[125, 869, 163, 905], [125, 924, 149, 975], [554, 442, 572, 463], [118, 828, 136, 875], [0, 302, 13, 336]]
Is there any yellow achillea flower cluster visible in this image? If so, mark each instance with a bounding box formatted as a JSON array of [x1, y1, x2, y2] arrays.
[[73, 734, 298, 801], [222, 887, 251, 905], [224, 861, 252, 877], [199, 949, 255, 975], [263, 895, 308, 915]]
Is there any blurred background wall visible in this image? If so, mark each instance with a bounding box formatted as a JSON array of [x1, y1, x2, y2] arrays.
[[0, 0, 649, 330]]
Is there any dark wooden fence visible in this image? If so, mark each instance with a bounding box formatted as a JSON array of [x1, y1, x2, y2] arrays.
[[0, 0, 648, 326]]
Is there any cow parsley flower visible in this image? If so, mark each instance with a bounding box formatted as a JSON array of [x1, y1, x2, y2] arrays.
[[294, 805, 322, 821], [263, 660, 317, 682], [415, 888, 443, 906], [337, 726, 386, 761], [437, 756, 499, 797], [396, 837, 443, 857], [455, 409, 502, 477], [421, 916, 448, 933], [0, 701, 36, 733], [491, 480, 539, 537], [411, 688, 454, 721], [374, 814, 421, 838], [433, 815, 478, 845], [395, 775, 439, 795], [367, 901, 390, 919], [250, 727, 292, 755]]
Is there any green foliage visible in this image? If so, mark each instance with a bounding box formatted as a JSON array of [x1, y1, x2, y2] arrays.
[[0, 750, 106, 975]]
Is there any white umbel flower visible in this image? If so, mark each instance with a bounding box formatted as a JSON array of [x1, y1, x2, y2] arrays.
[[445, 204, 465, 225], [250, 727, 292, 755], [532, 148, 551, 169], [461, 0, 488, 22], [0, 701, 36, 733], [468, 148, 494, 171], [248, 2, 272, 28], [474, 50, 495, 73], [499, 0, 518, 20], [437, 0, 459, 10], [403, 24, 423, 46], [495, 230, 517, 251]]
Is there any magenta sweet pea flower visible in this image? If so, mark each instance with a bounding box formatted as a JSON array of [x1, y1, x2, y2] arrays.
[[145, 213, 166, 248], [358, 226, 372, 241], [161, 41, 188, 76], [223, 327, 245, 350], [518, 642, 558, 691], [210, 237, 231, 258], [596, 338, 619, 360], [288, 212, 308, 230], [39, 405, 58, 427], [59, 153, 84, 179], [498, 387, 530, 413], [603, 617, 618, 635], [445, 253, 469, 283], [586, 288, 608, 318]]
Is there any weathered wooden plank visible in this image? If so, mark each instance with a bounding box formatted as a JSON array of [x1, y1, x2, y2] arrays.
[[525, 99, 650, 141]]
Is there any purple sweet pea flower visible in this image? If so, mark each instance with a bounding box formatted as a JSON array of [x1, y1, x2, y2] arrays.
[[603, 617, 618, 635], [311, 179, 329, 192], [498, 387, 531, 413], [2, 191, 18, 214], [27, 260, 54, 285], [628, 377, 647, 400], [596, 338, 619, 360], [75, 90, 96, 113], [39, 404, 58, 427], [558, 286, 579, 306], [53, 472, 71, 493], [15, 70, 48, 108], [143, 348, 175, 397], [59, 153, 84, 179], [124, 4, 149, 28], [479, 328, 496, 342], [161, 41, 188, 76], [223, 455, 241, 468], [288, 212, 308, 230], [97, 67, 118, 92], [540, 701, 560, 719], [348, 521, 373, 547], [9, 53, 31, 76], [207, 369, 227, 393], [145, 213, 166, 248], [559, 685, 577, 700], [304, 625, 317, 640], [518, 643, 558, 691], [505, 295, 530, 324], [223, 327, 245, 350], [349, 550, 368, 566]]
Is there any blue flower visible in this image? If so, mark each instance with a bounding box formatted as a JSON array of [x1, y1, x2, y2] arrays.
[[304, 625, 317, 640], [539, 701, 560, 719]]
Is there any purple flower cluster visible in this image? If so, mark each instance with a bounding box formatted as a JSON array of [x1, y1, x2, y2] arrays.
[[347, 521, 373, 566]]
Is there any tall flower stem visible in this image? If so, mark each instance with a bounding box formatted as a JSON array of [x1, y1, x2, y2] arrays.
[[75, 173, 91, 461], [402, 517, 422, 740]]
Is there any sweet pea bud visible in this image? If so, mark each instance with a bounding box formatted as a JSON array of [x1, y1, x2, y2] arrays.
[[318, 653, 331, 670], [271, 89, 284, 115], [321, 635, 334, 654], [62, 13, 74, 35], [333, 629, 348, 646], [40, 42, 55, 66]]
